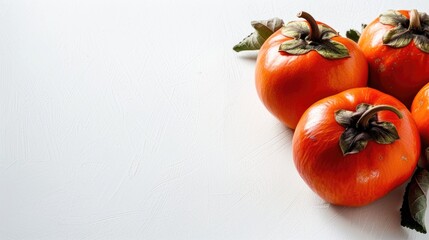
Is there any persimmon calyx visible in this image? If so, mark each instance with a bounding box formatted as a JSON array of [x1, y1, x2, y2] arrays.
[[279, 11, 350, 59], [380, 9, 429, 53], [335, 103, 403, 155]]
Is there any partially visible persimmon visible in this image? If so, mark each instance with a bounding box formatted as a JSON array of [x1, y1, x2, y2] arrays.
[[358, 9, 429, 108], [411, 82, 429, 149], [255, 11, 368, 129]]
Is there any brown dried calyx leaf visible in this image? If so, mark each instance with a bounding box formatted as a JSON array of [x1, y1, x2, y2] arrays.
[[335, 103, 402, 155], [279, 11, 350, 59], [380, 9, 429, 53]]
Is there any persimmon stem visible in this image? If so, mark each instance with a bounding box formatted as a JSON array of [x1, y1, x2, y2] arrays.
[[409, 9, 422, 32], [297, 11, 321, 42], [356, 105, 403, 129]]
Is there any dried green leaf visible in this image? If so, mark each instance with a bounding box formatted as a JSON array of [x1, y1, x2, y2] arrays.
[[335, 104, 372, 128], [279, 39, 311, 55], [281, 21, 309, 39], [368, 122, 400, 144], [251, 18, 284, 39], [414, 34, 429, 53], [379, 10, 408, 26], [282, 22, 337, 40], [233, 32, 265, 52], [420, 12, 429, 26], [382, 26, 413, 48], [379, 10, 429, 52], [346, 29, 361, 43], [401, 167, 429, 234], [315, 40, 350, 59], [355, 103, 372, 113], [336, 103, 401, 155], [319, 25, 338, 40], [279, 20, 347, 59], [233, 18, 284, 52], [335, 109, 354, 127], [339, 129, 370, 155]]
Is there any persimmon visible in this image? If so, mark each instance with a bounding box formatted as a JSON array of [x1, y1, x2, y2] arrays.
[[255, 11, 368, 129], [358, 9, 429, 108], [293, 88, 420, 206], [411, 82, 429, 149]]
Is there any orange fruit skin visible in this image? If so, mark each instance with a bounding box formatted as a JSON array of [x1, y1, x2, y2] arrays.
[[358, 10, 429, 108], [255, 22, 368, 129], [293, 88, 420, 207], [411, 82, 429, 149]]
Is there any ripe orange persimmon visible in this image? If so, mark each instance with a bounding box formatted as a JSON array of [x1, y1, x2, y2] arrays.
[[411, 82, 429, 149], [293, 88, 420, 206], [255, 11, 368, 129], [358, 9, 429, 108]]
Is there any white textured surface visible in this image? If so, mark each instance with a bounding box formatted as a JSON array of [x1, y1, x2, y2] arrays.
[[0, 1, 428, 239]]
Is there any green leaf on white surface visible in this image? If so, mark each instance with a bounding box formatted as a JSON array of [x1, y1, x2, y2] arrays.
[[233, 18, 284, 52], [401, 167, 429, 234]]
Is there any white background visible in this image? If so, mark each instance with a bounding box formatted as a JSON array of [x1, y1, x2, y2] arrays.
[[1, 0, 428, 239]]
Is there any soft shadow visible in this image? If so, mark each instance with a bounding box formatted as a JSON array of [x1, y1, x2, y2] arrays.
[[282, 124, 295, 141], [329, 184, 409, 239], [274, 121, 294, 143], [235, 51, 259, 62]]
